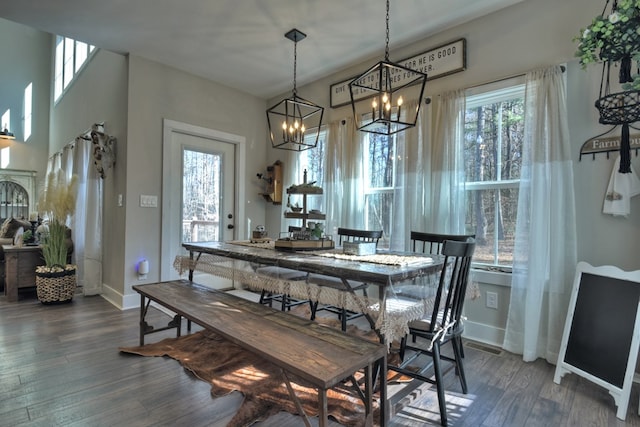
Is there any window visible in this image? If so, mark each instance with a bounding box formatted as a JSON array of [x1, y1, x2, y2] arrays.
[[363, 133, 396, 248], [24, 83, 32, 141], [1, 110, 10, 133], [293, 128, 327, 212], [54, 36, 96, 102], [464, 82, 525, 269]]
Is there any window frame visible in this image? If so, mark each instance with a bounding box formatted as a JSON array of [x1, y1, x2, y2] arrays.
[[464, 77, 525, 272], [53, 36, 96, 104], [362, 132, 398, 249], [24, 83, 33, 141]]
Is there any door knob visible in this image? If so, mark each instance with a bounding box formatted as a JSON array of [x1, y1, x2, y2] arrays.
[[227, 224, 234, 229]]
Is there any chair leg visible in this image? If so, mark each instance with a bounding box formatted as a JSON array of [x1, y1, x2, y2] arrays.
[[399, 336, 407, 361], [310, 301, 318, 320], [432, 343, 448, 427], [259, 289, 272, 307], [451, 336, 468, 393], [457, 336, 465, 358], [341, 308, 347, 331]]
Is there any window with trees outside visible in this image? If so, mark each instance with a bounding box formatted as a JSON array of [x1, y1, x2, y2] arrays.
[[464, 82, 525, 270], [293, 128, 327, 213], [364, 133, 395, 249]]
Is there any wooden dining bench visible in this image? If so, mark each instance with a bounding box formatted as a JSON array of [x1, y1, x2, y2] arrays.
[[132, 280, 387, 427]]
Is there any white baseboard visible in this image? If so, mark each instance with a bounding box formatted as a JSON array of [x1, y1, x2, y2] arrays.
[[99, 284, 140, 311], [463, 319, 505, 348]]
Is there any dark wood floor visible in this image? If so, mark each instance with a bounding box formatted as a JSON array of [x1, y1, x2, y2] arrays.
[[1, 289, 639, 426]]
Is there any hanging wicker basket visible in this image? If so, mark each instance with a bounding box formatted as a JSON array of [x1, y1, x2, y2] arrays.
[[36, 264, 77, 304], [595, 89, 640, 125]]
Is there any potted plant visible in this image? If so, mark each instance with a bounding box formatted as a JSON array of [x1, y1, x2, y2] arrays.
[[574, 0, 640, 173], [574, 0, 640, 88], [35, 170, 78, 304]]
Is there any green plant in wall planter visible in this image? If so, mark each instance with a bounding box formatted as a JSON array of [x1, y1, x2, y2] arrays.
[[575, 0, 640, 88], [574, 0, 640, 173]]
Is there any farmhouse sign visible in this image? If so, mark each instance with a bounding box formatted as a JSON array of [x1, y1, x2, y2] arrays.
[[579, 132, 640, 160], [329, 38, 466, 108]]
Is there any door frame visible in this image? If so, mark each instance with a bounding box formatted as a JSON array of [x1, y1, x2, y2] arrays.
[[160, 119, 246, 281]]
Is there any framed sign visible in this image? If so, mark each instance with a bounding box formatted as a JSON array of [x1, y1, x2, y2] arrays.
[[330, 38, 466, 108]]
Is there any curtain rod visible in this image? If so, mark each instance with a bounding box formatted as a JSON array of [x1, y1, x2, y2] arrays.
[[423, 64, 567, 104], [48, 122, 108, 161], [464, 64, 566, 92]]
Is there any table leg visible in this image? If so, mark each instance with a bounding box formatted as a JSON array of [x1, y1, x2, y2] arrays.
[[139, 294, 146, 345], [379, 354, 388, 426]]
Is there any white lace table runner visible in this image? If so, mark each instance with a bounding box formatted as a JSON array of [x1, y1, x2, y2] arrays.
[[316, 252, 432, 266], [227, 239, 275, 249]]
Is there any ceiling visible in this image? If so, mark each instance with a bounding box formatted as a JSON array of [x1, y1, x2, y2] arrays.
[[0, 0, 523, 99]]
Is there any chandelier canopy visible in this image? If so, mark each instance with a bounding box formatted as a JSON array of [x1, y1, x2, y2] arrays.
[[267, 29, 324, 152], [349, 0, 427, 136]]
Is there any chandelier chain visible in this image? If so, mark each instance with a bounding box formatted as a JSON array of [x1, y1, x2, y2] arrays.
[[385, 0, 390, 61], [293, 39, 298, 96]]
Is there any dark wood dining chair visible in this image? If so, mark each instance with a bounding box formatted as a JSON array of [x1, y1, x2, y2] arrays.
[[410, 231, 475, 352], [308, 227, 383, 331], [391, 238, 475, 426]]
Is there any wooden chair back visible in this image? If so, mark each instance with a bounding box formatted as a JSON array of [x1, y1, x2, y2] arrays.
[[337, 227, 383, 246], [428, 238, 475, 335], [410, 231, 475, 255]]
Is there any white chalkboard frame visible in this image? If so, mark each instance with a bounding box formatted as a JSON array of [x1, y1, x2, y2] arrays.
[[554, 261, 640, 420]]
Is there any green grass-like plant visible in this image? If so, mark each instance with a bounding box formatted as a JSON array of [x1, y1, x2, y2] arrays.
[[39, 170, 78, 268]]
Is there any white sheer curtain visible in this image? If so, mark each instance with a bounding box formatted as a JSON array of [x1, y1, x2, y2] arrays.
[[71, 136, 103, 295], [389, 91, 467, 250], [323, 117, 365, 237], [289, 92, 465, 250], [503, 65, 577, 363], [45, 132, 105, 296]]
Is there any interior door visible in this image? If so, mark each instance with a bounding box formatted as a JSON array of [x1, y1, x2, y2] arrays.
[[161, 120, 245, 284]]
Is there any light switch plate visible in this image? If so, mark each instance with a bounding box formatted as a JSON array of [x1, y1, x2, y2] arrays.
[[140, 194, 158, 208]]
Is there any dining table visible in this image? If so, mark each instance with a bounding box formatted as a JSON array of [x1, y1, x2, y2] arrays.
[[176, 240, 446, 347]]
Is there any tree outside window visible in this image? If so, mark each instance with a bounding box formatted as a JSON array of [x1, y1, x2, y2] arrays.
[[464, 84, 525, 269]]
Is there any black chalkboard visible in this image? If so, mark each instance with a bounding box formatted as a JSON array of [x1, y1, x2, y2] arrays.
[[564, 272, 640, 388], [554, 262, 640, 421]]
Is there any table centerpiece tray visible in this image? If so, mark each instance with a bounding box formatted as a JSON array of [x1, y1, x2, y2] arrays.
[[274, 238, 335, 251]]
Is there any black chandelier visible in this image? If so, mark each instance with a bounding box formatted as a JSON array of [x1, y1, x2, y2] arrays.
[[267, 29, 324, 152], [349, 0, 427, 136]]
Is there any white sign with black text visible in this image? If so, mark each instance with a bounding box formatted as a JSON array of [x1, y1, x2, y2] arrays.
[[330, 38, 466, 108]]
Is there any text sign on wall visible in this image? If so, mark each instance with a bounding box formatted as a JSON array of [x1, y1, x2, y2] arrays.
[[580, 133, 640, 157], [330, 38, 466, 108]]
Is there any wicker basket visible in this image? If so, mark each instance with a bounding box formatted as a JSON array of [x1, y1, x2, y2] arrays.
[[595, 90, 640, 125], [36, 265, 76, 304]]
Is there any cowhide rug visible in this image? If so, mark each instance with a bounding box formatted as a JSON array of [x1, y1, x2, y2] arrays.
[[119, 308, 404, 427]]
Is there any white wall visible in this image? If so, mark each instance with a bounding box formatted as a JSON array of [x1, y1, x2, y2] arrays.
[[265, 0, 640, 346], [0, 18, 51, 185], [49, 48, 129, 300], [118, 55, 267, 307]]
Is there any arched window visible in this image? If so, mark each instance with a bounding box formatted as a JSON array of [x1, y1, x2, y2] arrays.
[[0, 181, 29, 220]]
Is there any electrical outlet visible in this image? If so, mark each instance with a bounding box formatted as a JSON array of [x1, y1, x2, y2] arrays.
[[486, 291, 498, 309]]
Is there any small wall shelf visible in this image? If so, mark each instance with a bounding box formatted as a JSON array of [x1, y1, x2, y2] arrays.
[[257, 160, 283, 205]]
